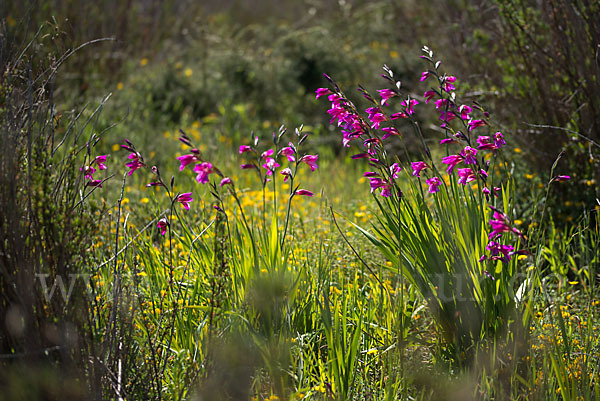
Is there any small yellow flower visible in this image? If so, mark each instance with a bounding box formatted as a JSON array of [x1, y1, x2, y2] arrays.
[[174, 62, 183, 69], [121, 198, 130, 204], [112, 143, 121, 152], [140, 197, 149, 204], [514, 219, 523, 226], [184, 68, 193, 77], [389, 50, 399, 58], [514, 147, 522, 153], [524, 173, 534, 180], [116, 82, 124, 90], [140, 58, 148, 66]]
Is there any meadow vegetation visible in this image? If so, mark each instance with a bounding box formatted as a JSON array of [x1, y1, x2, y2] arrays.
[[1, 1, 599, 400]]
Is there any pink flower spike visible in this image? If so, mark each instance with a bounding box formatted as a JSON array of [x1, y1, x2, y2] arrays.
[[295, 189, 313, 197], [157, 218, 168, 236], [411, 161, 429, 177], [280, 146, 296, 162], [315, 88, 333, 99], [300, 155, 319, 171], [219, 177, 232, 187], [175, 192, 193, 210], [177, 154, 199, 171], [194, 162, 214, 184], [239, 145, 253, 154], [426, 177, 442, 193]]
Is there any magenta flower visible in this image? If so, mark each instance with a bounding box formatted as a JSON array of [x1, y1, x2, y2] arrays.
[[390, 111, 408, 120], [295, 189, 313, 197], [239, 145, 253, 154], [80, 165, 96, 180], [369, 112, 387, 130], [400, 99, 419, 115], [219, 177, 232, 187], [411, 161, 429, 177], [93, 155, 107, 170], [280, 146, 296, 162], [460, 146, 478, 165], [493, 132, 506, 149], [315, 88, 333, 99], [351, 153, 370, 159], [486, 241, 514, 262], [458, 105, 472, 120], [457, 168, 477, 185], [488, 208, 523, 239], [552, 175, 571, 182], [146, 181, 164, 188], [262, 158, 280, 176], [157, 218, 168, 236], [280, 167, 292, 182], [177, 154, 199, 171], [300, 155, 319, 171], [194, 162, 213, 184], [420, 71, 430, 81], [261, 149, 275, 160], [476, 136, 494, 150], [86, 179, 103, 188], [240, 163, 257, 170], [369, 178, 392, 197], [126, 152, 145, 176], [377, 89, 397, 105], [423, 90, 436, 103], [468, 119, 488, 131], [381, 127, 400, 140], [426, 177, 442, 193], [441, 154, 464, 174], [442, 76, 456, 92], [175, 192, 193, 210], [390, 163, 402, 179], [435, 98, 450, 110], [440, 138, 456, 145]]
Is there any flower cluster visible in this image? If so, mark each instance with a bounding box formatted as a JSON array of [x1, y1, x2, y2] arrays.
[[238, 128, 317, 197], [80, 154, 108, 187]]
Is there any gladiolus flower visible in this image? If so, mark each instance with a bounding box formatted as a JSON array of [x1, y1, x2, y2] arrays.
[[280, 146, 296, 162], [194, 162, 213, 184], [175, 192, 193, 210], [241, 163, 257, 170], [295, 189, 313, 197], [423, 90, 436, 103], [262, 158, 280, 176], [390, 163, 402, 179], [177, 154, 199, 171], [280, 167, 292, 182], [486, 241, 514, 262], [157, 218, 168, 236], [457, 168, 477, 185], [126, 153, 145, 176], [441, 154, 463, 174], [369, 113, 387, 130], [86, 179, 103, 188], [381, 127, 401, 140], [460, 146, 478, 165], [93, 155, 107, 170], [493, 132, 506, 149], [468, 119, 487, 131], [219, 177, 232, 187], [420, 71, 430, 81], [401, 99, 419, 115], [80, 165, 96, 180], [315, 88, 333, 99], [261, 149, 274, 160], [146, 181, 164, 188], [411, 161, 429, 177], [552, 175, 571, 182], [442, 76, 456, 92], [440, 138, 456, 145], [458, 105, 472, 120], [476, 136, 495, 150], [351, 153, 370, 159], [300, 155, 318, 171], [239, 145, 253, 154], [426, 177, 442, 193], [377, 89, 397, 105]]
